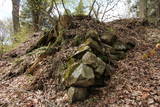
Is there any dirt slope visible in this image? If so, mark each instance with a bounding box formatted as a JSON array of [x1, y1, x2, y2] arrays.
[[0, 18, 160, 107]]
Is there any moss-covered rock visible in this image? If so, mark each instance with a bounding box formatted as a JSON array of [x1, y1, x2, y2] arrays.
[[73, 45, 91, 59], [84, 38, 105, 54], [68, 87, 88, 103], [95, 57, 106, 76], [67, 63, 95, 87], [82, 52, 97, 67], [100, 31, 117, 45], [63, 60, 80, 82], [110, 51, 126, 60], [112, 41, 127, 51], [86, 30, 99, 41], [82, 52, 106, 76]]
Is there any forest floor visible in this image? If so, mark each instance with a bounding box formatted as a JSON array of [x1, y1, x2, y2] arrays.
[[0, 18, 160, 107]]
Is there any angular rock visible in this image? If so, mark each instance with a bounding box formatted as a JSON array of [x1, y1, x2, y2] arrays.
[[84, 38, 105, 54], [112, 41, 127, 51], [68, 64, 95, 87], [63, 61, 80, 81], [73, 45, 91, 59], [95, 57, 106, 75], [86, 30, 99, 41], [68, 87, 88, 103], [100, 32, 117, 45], [82, 52, 97, 67], [82, 52, 106, 76], [109, 51, 126, 60]]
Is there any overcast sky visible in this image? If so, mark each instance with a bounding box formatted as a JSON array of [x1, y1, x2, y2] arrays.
[[0, 0, 12, 20], [0, 0, 135, 21]]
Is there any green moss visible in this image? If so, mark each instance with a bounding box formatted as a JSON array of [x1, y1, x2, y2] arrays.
[[27, 46, 48, 56], [106, 27, 116, 34], [73, 35, 85, 46], [63, 59, 80, 81], [98, 55, 108, 62], [13, 57, 24, 65], [86, 30, 99, 40], [73, 45, 91, 59]]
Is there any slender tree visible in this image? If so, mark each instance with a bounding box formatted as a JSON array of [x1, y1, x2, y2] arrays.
[[12, 0, 20, 34], [27, 0, 42, 31]]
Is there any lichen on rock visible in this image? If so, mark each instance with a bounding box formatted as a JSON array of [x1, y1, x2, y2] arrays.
[[67, 63, 95, 87]]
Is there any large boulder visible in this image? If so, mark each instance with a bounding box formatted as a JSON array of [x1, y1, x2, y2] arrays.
[[68, 87, 88, 103], [68, 64, 95, 87]]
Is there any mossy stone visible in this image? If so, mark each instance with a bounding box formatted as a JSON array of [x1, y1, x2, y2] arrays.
[[68, 87, 88, 103], [73, 45, 91, 59], [100, 31, 117, 45], [86, 30, 99, 41], [68, 63, 95, 87], [63, 62, 80, 81]]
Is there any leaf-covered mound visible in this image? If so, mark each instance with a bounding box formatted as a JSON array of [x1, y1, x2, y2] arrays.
[[1, 16, 158, 106]]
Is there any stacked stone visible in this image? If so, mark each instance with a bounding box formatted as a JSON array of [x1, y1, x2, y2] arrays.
[[63, 29, 135, 103]]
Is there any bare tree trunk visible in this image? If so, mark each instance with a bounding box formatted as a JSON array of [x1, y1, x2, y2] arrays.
[[156, 0, 160, 25], [12, 0, 20, 34], [27, 0, 41, 31], [139, 0, 147, 18], [31, 10, 40, 31]]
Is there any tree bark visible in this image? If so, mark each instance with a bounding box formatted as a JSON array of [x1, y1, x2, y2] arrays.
[[27, 0, 41, 31], [12, 0, 20, 34], [139, 0, 147, 18], [156, 0, 160, 25]]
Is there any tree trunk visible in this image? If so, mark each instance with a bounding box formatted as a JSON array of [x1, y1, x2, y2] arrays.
[[155, 0, 160, 25], [139, 0, 147, 18], [12, 0, 20, 34], [27, 0, 41, 31], [31, 10, 40, 31]]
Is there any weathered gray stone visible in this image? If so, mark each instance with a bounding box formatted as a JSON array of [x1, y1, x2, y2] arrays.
[[100, 32, 117, 45], [95, 57, 106, 75], [82, 52, 106, 76], [73, 45, 91, 59], [68, 87, 88, 103], [110, 51, 126, 60], [84, 38, 104, 54], [68, 64, 95, 87], [86, 30, 99, 41], [82, 52, 97, 67], [112, 41, 127, 51]]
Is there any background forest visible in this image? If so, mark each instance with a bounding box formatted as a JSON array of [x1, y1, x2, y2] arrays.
[[0, 0, 160, 106], [0, 0, 154, 56]]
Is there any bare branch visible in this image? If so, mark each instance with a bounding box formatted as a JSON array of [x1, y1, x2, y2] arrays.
[[88, 0, 97, 16], [61, 0, 69, 15], [101, 0, 121, 21]]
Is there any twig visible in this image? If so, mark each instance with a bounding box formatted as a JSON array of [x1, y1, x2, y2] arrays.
[[61, 0, 69, 15], [88, 0, 97, 16]]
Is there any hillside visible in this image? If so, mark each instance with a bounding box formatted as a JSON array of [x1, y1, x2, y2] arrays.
[[0, 16, 160, 107]]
